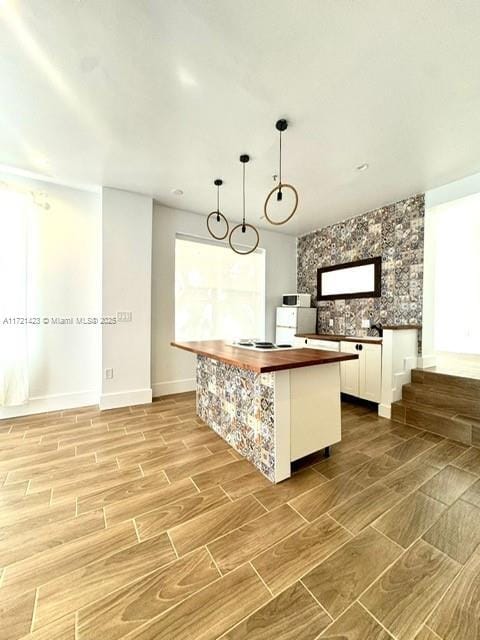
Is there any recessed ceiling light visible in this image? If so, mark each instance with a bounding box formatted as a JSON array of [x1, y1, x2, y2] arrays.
[[172, 189, 184, 196], [177, 67, 197, 88], [356, 163, 369, 172]]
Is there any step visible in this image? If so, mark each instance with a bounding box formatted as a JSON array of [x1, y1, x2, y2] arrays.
[[390, 399, 473, 445], [411, 368, 480, 399], [402, 383, 480, 419]]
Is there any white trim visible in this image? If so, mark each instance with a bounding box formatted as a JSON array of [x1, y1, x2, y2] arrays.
[[379, 328, 418, 418], [99, 388, 152, 410], [0, 390, 98, 420], [273, 370, 291, 483], [152, 378, 196, 397], [378, 403, 392, 419]]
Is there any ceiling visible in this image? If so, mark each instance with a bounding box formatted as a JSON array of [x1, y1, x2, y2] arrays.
[[1, 0, 480, 236]]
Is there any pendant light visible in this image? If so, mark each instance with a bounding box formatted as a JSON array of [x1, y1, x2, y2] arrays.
[[263, 118, 299, 226], [206, 178, 229, 240], [228, 155, 259, 255]]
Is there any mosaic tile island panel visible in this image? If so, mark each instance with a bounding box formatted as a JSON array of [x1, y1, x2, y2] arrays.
[[196, 355, 275, 481], [297, 194, 425, 344]]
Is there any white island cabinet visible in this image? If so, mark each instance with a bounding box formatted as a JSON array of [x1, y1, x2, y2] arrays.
[[171, 340, 358, 483]]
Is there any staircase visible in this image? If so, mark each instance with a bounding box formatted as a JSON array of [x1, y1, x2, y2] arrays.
[[391, 368, 480, 446]]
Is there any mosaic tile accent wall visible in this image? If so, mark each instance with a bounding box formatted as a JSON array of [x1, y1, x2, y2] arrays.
[[196, 355, 275, 481], [297, 194, 425, 342]]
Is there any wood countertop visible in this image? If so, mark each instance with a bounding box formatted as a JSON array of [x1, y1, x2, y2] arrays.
[[171, 340, 358, 373], [296, 333, 383, 345], [297, 326, 421, 344]]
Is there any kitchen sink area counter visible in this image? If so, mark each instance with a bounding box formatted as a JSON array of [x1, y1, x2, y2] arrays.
[[171, 340, 358, 482], [296, 327, 421, 419]]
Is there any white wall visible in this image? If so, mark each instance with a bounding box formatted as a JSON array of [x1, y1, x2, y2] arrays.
[[151, 204, 297, 396], [422, 171, 480, 367], [0, 173, 101, 419], [100, 188, 153, 409]]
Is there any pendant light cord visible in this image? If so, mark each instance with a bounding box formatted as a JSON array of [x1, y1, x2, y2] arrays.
[[277, 130, 283, 201], [242, 162, 246, 232], [279, 130, 282, 186], [216, 184, 220, 221]]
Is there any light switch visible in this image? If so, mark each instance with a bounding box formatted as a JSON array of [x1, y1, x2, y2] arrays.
[[329, 319, 334, 327], [117, 311, 133, 322], [105, 368, 113, 380], [361, 319, 371, 329]]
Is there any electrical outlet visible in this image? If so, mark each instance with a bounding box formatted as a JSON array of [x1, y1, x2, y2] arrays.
[[105, 368, 113, 380], [329, 319, 334, 327], [361, 319, 371, 329], [117, 311, 132, 322]]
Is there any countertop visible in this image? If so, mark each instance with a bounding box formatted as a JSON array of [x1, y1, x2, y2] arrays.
[[296, 333, 383, 345], [297, 325, 421, 345], [171, 340, 358, 373]]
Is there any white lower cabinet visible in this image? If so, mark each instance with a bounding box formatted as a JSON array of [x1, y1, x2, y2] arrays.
[[339, 342, 360, 396], [340, 341, 382, 403], [299, 338, 340, 351]]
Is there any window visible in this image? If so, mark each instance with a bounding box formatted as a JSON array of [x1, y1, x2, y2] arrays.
[[175, 235, 265, 342]]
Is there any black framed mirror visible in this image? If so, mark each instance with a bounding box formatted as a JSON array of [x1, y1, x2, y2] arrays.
[[317, 257, 382, 300]]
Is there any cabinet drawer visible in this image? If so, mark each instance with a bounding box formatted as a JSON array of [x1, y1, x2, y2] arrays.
[[306, 338, 340, 351]]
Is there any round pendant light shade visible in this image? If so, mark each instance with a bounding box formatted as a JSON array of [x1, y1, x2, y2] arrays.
[[228, 155, 260, 255], [263, 119, 299, 226], [206, 178, 229, 240]]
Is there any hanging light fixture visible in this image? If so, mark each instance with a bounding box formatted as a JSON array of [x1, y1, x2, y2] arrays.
[[206, 178, 229, 240], [228, 155, 259, 255], [263, 118, 299, 226]]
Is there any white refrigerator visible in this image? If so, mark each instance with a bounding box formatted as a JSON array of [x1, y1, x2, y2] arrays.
[[275, 307, 317, 344]]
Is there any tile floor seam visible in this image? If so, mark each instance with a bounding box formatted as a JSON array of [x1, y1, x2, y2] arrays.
[[217, 484, 234, 502], [415, 550, 469, 636], [299, 578, 334, 622], [324, 511, 356, 536], [287, 501, 310, 524], [249, 561, 275, 598], [369, 523, 408, 551], [204, 545, 224, 578], [425, 623, 445, 639], [132, 519, 141, 543], [311, 523, 411, 626], [30, 586, 39, 633], [189, 477, 202, 493], [357, 599, 399, 639], [166, 530, 179, 559], [167, 498, 296, 564]]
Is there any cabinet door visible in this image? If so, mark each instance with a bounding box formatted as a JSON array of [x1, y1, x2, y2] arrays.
[[276, 307, 297, 328], [358, 343, 382, 402], [276, 327, 296, 345], [339, 341, 360, 396]]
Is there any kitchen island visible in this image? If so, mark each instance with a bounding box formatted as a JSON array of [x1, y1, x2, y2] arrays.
[[171, 340, 358, 483]]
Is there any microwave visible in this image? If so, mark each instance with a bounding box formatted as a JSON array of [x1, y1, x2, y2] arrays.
[[282, 293, 311, 307]]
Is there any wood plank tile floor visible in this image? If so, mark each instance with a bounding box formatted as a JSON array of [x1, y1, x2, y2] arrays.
[[1, 393, 479, 640]]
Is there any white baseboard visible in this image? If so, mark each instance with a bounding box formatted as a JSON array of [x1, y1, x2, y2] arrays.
[[0, 390, 98, 420], [99, 388, 152, 410], [378, 403, 392, 419], [152, 378, 196, 398], [417, 354, 436, 369]]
